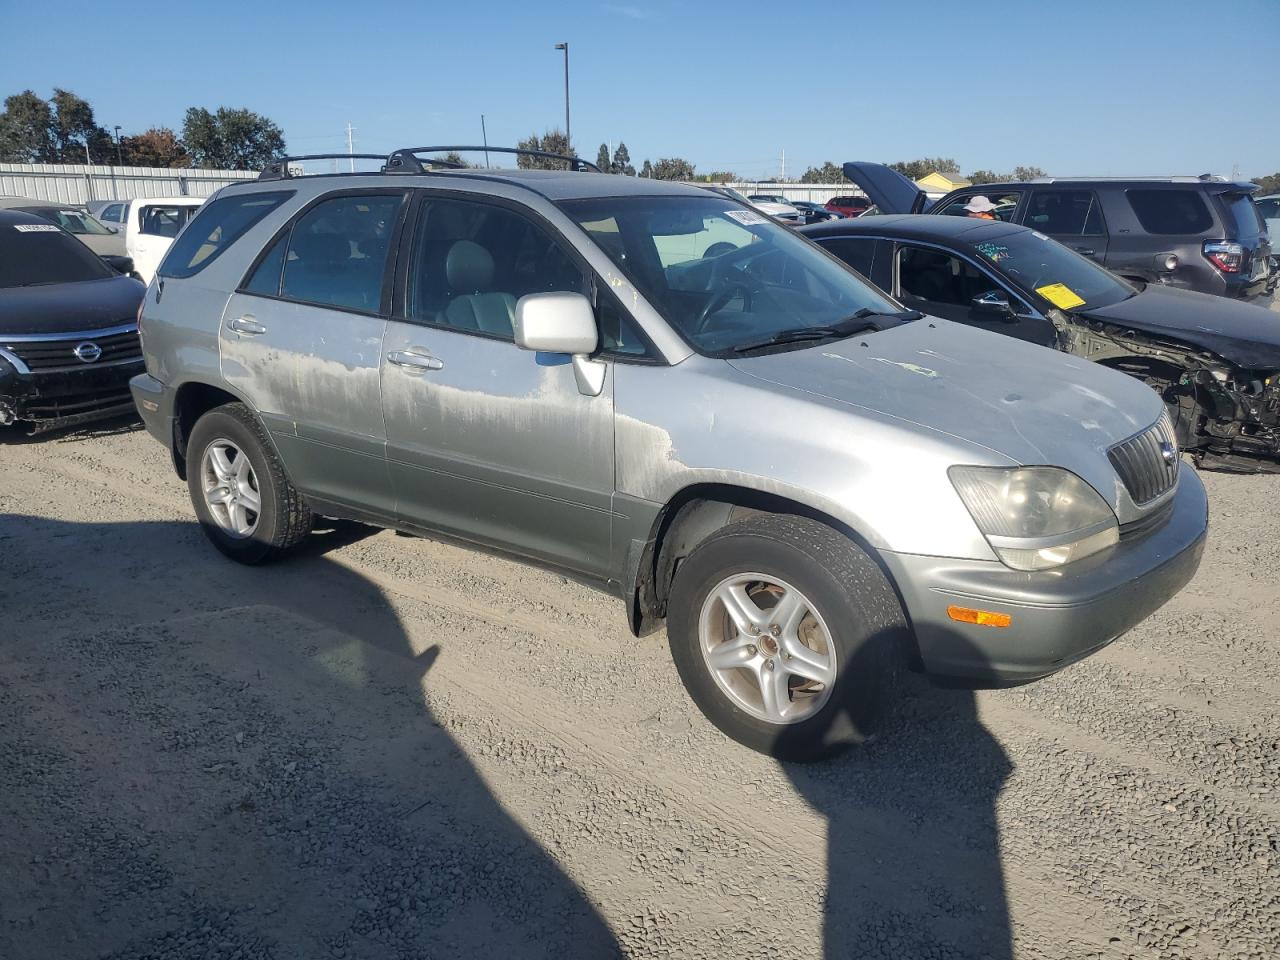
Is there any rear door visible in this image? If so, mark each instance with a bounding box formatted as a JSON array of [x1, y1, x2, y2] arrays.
[[380, 191, 617, 576], [219, 189, 407, 515], [1024, 188, 1109, 264], [893, 241, 1056, 345]]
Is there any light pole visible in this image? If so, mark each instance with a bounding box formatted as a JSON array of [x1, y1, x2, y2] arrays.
[[554, 42, 570, 152], [113, 126, 123, 166]]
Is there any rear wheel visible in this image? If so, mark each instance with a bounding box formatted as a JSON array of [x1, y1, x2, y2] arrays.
[[667, 514, 907, 761], [186, 403, 312, 564]]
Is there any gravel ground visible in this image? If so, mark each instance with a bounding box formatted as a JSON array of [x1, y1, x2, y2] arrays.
[[1, 421, 1277, 959]]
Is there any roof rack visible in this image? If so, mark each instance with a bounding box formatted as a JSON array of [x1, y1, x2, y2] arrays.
[[385, 145, 600, 174], [258, 153, 399, 181], [1023, 175, 1230, 184]]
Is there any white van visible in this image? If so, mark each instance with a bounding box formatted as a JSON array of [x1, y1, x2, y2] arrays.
[[118, 197, 205, 283]]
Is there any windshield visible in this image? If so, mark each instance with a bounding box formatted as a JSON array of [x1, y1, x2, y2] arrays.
[[22, 206, 114, 236], [972, 230, 1135, 311], [0, 221, 114, 288], [560, 195, 904, 355]]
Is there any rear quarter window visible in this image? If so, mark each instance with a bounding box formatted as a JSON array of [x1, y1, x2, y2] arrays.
[[158, 192, 292, 279], [1125, 189, 1213, 235], [1221, 193, 1263, 236]]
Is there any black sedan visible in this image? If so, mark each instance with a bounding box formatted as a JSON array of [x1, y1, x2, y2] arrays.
[[0, 209, 145, 432], [802, 214, 1280, 471], [787, 200, 842, 224]]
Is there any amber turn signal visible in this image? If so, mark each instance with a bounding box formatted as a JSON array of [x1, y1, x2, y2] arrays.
[[946, 605, 1012, 628]]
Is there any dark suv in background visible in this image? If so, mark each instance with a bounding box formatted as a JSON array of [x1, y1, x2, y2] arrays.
[[843, 162, 1275, 300]]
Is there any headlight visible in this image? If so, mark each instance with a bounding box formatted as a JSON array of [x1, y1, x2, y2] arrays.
[[949, 466, 1119, 571]]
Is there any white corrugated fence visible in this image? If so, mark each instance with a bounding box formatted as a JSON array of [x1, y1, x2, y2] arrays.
[[0, 163, 259, 204]]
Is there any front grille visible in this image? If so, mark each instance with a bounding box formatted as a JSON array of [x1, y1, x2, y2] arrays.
[[0, 325, 140, 372], [1108, 411, 1180, 505]]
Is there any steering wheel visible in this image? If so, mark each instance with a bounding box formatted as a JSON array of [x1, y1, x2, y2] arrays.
[[695, 282, 754, 331]]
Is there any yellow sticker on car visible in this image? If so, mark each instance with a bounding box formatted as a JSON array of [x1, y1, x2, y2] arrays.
[[1035, 283, 1086, 310]]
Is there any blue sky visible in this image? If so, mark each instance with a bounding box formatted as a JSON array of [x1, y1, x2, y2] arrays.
[[3, 0, 1278, 180]]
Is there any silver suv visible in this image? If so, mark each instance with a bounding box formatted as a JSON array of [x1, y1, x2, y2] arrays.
[[130, 146, 1208, 760]]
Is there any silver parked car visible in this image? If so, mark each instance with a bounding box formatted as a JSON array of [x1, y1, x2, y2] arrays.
[[130, 146, 1208, 760]]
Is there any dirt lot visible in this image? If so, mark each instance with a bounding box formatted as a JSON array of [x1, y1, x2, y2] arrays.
[[1, 422, 1277, 960]]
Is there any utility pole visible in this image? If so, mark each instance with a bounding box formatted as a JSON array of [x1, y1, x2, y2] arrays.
[[554, 42, 570, 150], [481, 114, 490, 168], [346, 122, 355, 173], [779, 148, 786, 183]]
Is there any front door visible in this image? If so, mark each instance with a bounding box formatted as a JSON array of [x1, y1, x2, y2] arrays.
[[220, 190, 407, 515], [381, 193, 615, 577], [895, 242, 1056, 346], [1023, 188, 1109, 265]]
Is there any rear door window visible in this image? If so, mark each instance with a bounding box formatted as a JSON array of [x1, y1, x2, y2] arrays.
[[279, 193, 403, 313], [1125, 189, 1213, 234], [160, 191, 292, 279], [139, 205, 197, 238], [1026, 190, 1103, 236], [816, 236, 878, 276]]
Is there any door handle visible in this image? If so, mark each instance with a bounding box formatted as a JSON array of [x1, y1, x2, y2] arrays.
[[387, 349, 444, 372], [228, 316, 267, 336], [1073, 247, 1096, 256]]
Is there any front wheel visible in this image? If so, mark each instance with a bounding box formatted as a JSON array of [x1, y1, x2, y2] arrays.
[[186, 402, 313, 564], [667, 515, 907, 761]]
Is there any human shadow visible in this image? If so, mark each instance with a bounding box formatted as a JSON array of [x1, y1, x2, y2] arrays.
[[0, 514, 621, 959], [776, 630, 1014, 959]]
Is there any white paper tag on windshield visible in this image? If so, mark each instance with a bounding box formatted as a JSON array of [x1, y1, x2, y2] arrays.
[[725, 209, 769, 226], [13, 223, 60, 233]]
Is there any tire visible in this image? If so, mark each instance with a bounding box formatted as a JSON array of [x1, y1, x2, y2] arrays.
[[185, 402, 313, 564], [667, 514, 907, 762]]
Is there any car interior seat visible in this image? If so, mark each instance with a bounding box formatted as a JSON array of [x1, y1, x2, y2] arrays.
[[443, 240, 516, 336]]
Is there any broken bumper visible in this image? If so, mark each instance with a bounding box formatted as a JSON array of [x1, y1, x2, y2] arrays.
[[880, 468, 1208, 687], [0, 352, 143, 432]]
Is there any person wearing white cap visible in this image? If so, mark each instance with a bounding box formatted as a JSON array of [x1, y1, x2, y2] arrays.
[[963, 196, 998, 220]]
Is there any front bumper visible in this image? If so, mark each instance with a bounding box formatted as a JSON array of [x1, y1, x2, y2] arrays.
[[0, 354, 143, 432], [129, 371, 177, 449], [880, 468, 1208, 687]]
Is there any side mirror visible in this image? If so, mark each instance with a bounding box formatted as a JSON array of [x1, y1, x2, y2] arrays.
[[514, 292, 606, 396], [102, 254, 135, 275], [970, 289, 1017, 321]]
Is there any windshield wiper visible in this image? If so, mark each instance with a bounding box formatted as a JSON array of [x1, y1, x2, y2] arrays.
[[731, 308, 922, 354]]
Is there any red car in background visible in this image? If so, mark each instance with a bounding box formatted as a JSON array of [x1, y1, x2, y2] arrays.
[[825, 195, 871, 218]]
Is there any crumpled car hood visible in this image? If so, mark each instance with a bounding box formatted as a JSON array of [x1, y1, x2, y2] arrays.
[[1078, 284, 1280, 371], [726, 317, 1165, 470]]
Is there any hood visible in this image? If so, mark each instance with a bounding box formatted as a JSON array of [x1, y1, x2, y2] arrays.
[[0, 276, 145, 335], [76, 232, 127, 257], [841, 162, 927, 215], [726, 317, 1164, 496], [1080, 283, 1280, 370]]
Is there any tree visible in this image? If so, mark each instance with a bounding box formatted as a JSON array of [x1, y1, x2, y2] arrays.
[[702, 171, 738, 183], [0, 90, 53, 162], [596, 143, 611, 171], [1012, 165, 1046, 180], [640, 159, 653, 179], [181, 106, 285, 170], [119, 127, 189, 168], [516, 129, 574, 169], [888, 157, 961, 180], [651, 157, 695, 181], [611, 141, 634, 176], [440, 151, 472, 168], [966, 169, 1013, 184], [49, 88, 112, 163], [799, 161, 845, 184], [1253, 172, 1280, 194]]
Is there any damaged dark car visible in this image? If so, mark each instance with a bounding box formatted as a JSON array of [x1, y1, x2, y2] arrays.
[[0, 210, 145, 433], [802, 213, 1280, 471]]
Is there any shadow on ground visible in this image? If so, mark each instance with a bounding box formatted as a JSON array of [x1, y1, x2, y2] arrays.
[[0, 515, 621, 959]]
